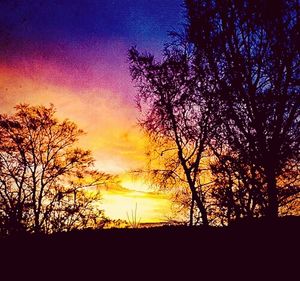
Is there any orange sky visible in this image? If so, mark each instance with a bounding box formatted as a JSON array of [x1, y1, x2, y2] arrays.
[[0, 56, 173, 223]]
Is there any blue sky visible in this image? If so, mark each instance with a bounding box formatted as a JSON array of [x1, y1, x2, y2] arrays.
[[0, 0, 184, 52]]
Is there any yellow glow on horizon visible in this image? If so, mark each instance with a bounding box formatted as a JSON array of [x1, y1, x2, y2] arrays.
[[120, 177, 152, 193], [101, 188, 171, 223], [0, 62, 173, 223]]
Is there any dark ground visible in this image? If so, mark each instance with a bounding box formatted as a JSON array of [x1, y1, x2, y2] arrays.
[[0, 216, 299, 280]]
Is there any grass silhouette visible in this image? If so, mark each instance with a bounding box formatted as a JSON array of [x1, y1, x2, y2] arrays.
[[126, 203, 141, 228]]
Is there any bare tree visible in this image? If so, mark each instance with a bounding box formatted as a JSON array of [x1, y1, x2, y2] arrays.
[[186, 0, 300, 219], [129, 39, 217, 226], [0, 104, 110, 235]]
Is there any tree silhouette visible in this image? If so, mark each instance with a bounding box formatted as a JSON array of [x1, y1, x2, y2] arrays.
[[129, 0, 299, 224], [210, 150, 268, 224], [129, 39, 217, 226], [186, 0, 299, 219], [0, 104, 110, 235]]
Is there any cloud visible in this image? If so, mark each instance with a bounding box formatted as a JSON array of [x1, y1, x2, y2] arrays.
[[101, 184, 171, 223], [0, 60, 173, 221], [0, 55, 147, 174]]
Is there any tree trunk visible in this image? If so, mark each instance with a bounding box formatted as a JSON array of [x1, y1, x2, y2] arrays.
[[191, 188, 208, 226], [185, 172, 209, 226], [189, 193, 195, 226], [266, 171, 278, 219]]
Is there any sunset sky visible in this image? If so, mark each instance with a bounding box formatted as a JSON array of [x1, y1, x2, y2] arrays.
[[0, 0, 184, 222]]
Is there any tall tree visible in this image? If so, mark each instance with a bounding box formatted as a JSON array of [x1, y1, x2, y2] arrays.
[[186, 0, 300, 218], [0, 104, 110, 235], [129, 40, 217, 226]]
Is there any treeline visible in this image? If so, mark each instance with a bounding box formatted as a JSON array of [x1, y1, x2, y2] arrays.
[[129, 0, 299, 225]]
